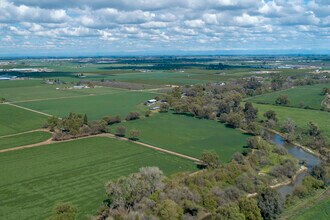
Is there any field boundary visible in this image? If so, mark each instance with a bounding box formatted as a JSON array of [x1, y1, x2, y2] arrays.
[[5, 103, 54, 118], [0, 129, 51, 139], [10, 93, 98, 103], [8, 88, 160, 104], [0, 133, 201, 162]]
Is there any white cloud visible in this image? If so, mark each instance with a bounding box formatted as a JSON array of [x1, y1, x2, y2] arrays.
[[0, 0, 69, 23], [0, 0, 329, 54], [184, 19, 205, 28], [235, 13, 262, 26]]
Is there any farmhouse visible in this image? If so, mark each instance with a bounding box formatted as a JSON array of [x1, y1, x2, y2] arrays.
[[150, 106, 160, 110], [0, 76, 11, 80], [147, 99, 157, 104], [72, 85, 90, 89], [0, 75, 16, 80]]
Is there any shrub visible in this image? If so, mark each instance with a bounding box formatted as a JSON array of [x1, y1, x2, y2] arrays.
[[160, 102, 170, 112], [215, 203, 245, 220], [157, 199, 183, 220], [257, 188, 283, 220], [302, 175, 324, 192], [145, 110, 151, 117], [275, 95, 290, 105], [104, 115, 122, 125], [115, 126, 126, 137], [125, 112, 140, 121], [200, 151, 221, 168], [273, 146, 288, 155], [263, 110, 278, 122], [238, 197, 263, 220], [293, 185, 308, 198], [49, 203, 77, 220], [129, 130, 140, 141]]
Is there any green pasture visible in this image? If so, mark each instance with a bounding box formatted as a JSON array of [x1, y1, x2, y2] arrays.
[[105, 71, 211, 85], [17, 91, 155, 120], [293, 196, 330, 220], [280, 189, 330, 220], [0, 137, 195, 220], [0, 79, 42, 89], [0, 104, 48, 136], [120, 113, 250, 162], [0, 83, 124, 102], [0, 131, 52, 150], [293, 197, 330, 220], [254, 103, 330, 139], [248, 83, 330, 110]]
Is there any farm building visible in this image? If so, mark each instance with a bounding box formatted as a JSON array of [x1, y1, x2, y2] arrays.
[[0, 75, 16, 80], [147, 99, 157, 104], [150, 106, 160, 110]]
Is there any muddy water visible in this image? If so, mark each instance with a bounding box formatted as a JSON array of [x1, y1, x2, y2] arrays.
[[264, 131, 321, 197]]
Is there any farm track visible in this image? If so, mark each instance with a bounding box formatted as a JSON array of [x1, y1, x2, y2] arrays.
[[11, 93, 97, 103], [0, 129, 50, 139], [8, 87, 164, 104], [5, 103, 54, 117], [0, 132, 201, 162]]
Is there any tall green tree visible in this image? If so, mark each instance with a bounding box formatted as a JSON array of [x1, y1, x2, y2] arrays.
[[238, 197, 262, 220], [243, 102, 258, 123], [257, 188, 283, 220], [200, 151, 220, 168]]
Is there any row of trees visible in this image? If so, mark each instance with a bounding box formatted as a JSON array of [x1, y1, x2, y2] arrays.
[[45, 113, 108, 140], [114, 126, 140, 140], [45, 111, 145, 141]]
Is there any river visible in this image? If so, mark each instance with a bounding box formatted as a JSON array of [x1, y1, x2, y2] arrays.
[[265, 131, 321, 197]]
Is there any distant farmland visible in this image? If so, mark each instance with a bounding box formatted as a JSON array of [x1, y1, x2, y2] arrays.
[[0, 82, 124, 102]]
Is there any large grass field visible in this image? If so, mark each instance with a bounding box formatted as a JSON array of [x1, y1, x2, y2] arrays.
[[280, 189, 330, 220], [0, 80, 126, 102], [293, 197, 330, 220], [0, 131, 52, 150], [120, 113, 250, 162], [0, 137, 196, 220], [16, 91, 155, 120], [0, 104, 48, 136], [105, 71, 212, 85], [254, 103, 330, 139], [248, 83, 330, 110], [0, 79, 44, 88]]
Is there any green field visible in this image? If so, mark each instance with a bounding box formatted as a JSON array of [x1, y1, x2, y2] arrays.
[[120, 113, 250, 162], [0, 131, 52, 150], [280, 189, 330, 220], [293, 197, 330, 220], [0, 104, 48, 136], [0, 137, 195, 220], [0, 80, 127, 102], [17, 91, 155, 120], [104, 71, 211, 85], [255, 103, 330, 139], [0, 79, 43, 88], [248, 83, 330, 110]]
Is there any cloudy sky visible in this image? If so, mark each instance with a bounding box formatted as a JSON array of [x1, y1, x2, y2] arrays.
[[0, 0, 329, 56]]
